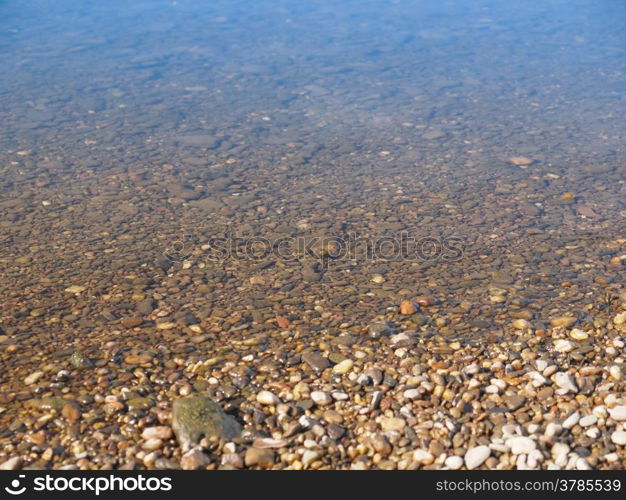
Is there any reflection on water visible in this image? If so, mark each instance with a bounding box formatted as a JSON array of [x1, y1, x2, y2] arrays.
[[0, 0, 625, 335]]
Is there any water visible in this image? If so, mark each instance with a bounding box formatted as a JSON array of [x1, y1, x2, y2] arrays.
[[1, 0, 625, 343]]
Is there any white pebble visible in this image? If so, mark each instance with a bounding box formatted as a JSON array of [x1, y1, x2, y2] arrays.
[[554, 339, 575, 353], [464, 446, 491, 470], [608, 405, 626, 421], [562, 412, 580, 429], [445, 456, 464, 470], [507, 436, 536, 455], [579, 415, 597, 427], [24, 371, 44, 385], [554, 372, 578, 393], [611, 430, 626, 445], [256, 391, 280, 405], [311, 391, 332, 406]]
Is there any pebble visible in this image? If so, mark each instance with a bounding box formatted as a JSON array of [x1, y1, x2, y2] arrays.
[[311, 391, 332, 406], [610, 431, 626, 446], [172, 396, 242, 451], [0, 457, 22, 470], [142, 426, 173, 440], [302, 450, 320, 467], [412, 450, 434, 465], [554, 339, 575, 353], [301, 352, 330, 373], [252, 438, 288, 449], [512, 319, 532, 330], [562, 412, 580, 429], [504, 394, 527, 411], [464, 446, 491, 469], [569, 328, 589, 340], [578, 415, 597, 427], [507, 156, 533, 166], [608, 406, 626, 421], [332, 359, 354, 374], [399, 300, 418, 315], [24, 371, 44, 385], [445, 456, 464, 470], [180, 449, 211, 470], [550, 316, 577, 328], [380, 417, 406, 432], [508, 436, 536, 455], [368, 322, 394, 339], [554, 372, 578, 393], [256, 391, 280, 405], [244, 447, 275, 468]]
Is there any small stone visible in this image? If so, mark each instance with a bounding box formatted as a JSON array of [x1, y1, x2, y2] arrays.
[[252, 438, 288, 449], [609, 366, 623, 381], [554, 372, 578, 393], [332, 359, 354, 374], [578, 415, 597, 427], [389, 332, 415, 348], [142, 426, 173, 440], [172, 396, 242, 451], [508, 436, 536, 455], [550, 316, 577, 328], [301, 352, 330, 373], [368, 322, 394, 339], [69, 351, 93, 369], [124, 353, 153, 365], [61, 403, 81, 423], [569, 328, 589, 341], [610, 431, 626, 445], [156, 322, 177, 330], [512, 319, 532, 330], [0, 456, 22, 470], [276, 316, 290, 328], [221, 453, 244, 468], [464, 446, 491, 469], [180, 449, 211, 470], [614, 312, 626, 326], [608, 406, 626, 421], [64, 285, 86, 294], [445, 456, 464, 470], [302, 450, 320, 467], [121, 317, 143, 328], [380, 417, 405, 432], [504, 394, 527, 411], [507, 156, 533, 166], [562, 412, 580, 429], [24, 371, 44, 385], [399, 300, 418, 315], [412, 449, 434, 465], [554, 339, 575, 353], [371, 274, 385, 284], [244, 447, 275, 468], [311, 391, 332, 406], [256, 391, 280, 405]]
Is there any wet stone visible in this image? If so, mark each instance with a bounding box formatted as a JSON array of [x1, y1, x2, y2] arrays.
[[69, 351, 93, 370], [172, 396, 242, 451], [301, 352, 330, 373]]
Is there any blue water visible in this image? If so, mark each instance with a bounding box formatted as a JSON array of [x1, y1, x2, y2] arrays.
[[0, 0, 624, 304]]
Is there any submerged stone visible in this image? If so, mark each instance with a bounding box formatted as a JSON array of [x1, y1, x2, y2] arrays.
[[172, 396, 242, 451]]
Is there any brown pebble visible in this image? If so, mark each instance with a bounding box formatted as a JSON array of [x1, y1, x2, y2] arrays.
[[400, 300, 418, 315], [244, 447, 275, 468], [62, 403, 81, 423]]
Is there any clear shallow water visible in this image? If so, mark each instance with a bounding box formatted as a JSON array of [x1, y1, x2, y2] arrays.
[[0, 0, 625, 337]]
